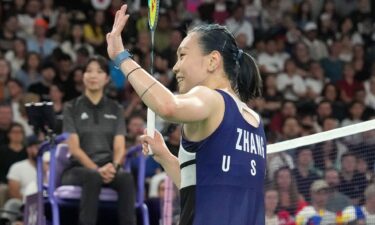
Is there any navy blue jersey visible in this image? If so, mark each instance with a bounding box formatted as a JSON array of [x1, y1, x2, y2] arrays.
[[178, 89, 266, 225]]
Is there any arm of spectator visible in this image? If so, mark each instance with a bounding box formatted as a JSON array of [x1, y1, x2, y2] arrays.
[[8, 179, 22, 199]]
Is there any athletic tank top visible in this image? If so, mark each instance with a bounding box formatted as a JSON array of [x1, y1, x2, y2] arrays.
[[178, 89, 266, 225]]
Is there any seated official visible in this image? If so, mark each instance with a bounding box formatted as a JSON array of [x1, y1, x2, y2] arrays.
[[62, 56, 136, 225]]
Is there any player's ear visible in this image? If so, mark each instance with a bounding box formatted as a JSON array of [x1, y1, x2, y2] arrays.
[[207, 50, 221, 73]]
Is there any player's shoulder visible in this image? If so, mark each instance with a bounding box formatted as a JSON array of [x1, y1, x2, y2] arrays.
[[186, 86, 223, 101]]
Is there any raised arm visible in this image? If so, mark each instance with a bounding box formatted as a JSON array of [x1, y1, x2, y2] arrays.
[[106, 5, 221, 124]]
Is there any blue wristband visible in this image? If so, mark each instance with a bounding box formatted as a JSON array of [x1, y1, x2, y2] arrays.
[[114, 50, 132, 69]]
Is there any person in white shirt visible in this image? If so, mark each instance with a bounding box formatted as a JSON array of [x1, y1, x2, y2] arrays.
[[302, 22, 329, 61], [276, 59, 307, 101], [305, 61, 326, 100], [225, 3, 254, 47], [0, 136, 39, 222], [258, 38, 287, 74]]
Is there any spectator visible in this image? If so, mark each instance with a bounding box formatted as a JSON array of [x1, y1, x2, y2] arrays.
[[239, 0, 262, 29], [0, 58, 12, 102], [26, 18, 58, 59], [225, 3, 254, 47], [48, 11, 71, 43], [341, 101, 365, 148], [60, 23, 94, 63], [62, 56, 136, 225], [69, 66, 85, 99], [211, 0, 230, 24], [324, 168, 351, 212], [269, 100, 297, 134], [0, 102, 13, 144], [302, 22, 329, 61], [15, 52, 42, 89], [337, 63, 364, 104], [317, 13, 336, 44], [252, 74, 282, 123], [295, 0, 313, 27], [272, 167, 305, 215], [4, 38, 27, 76], [265, 187, 279, 224], [314, 100, 333, 131], [265, 187, 294, 225], [261, 0, 283, 31], [338, 152, 367, 205], [291, 42, 312, 76], [292, 147, 320, 202], [362, 184, 375, 222], [336, 17, 363, 46], [295, 180, 336, 224], [0, 123, 27, 208], [154, 13, 172, 53], [0, 136, 39, 223], [17, 0, 41, 38], [320, 40, 344, 83], [49, 84, 65, 134], [6, 79, 35, 136], [276, 59, 306, 101], [40, 0, 59, 29], [356, 156, 373, 183], [313, 117, 348, 171], [161, 29, 184, 69], [83, 10, 108, 55], [305, 61, 326, 100], [53, 53, 74, 101], [319, 83, 347, 120], [125, 114, 145, 149], [280, 116, 302, 141], [28, 62, 57, 101], [258, 38, 286, 74], [0, 15, 19, 53]]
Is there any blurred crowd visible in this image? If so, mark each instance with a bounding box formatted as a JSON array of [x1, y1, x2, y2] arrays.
[[0, 0, 374, 224]]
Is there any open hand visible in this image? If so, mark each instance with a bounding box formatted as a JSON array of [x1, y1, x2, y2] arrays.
[[106, 4, 130, 60]]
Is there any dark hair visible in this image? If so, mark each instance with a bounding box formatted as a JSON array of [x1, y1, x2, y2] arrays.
[[21, 52, 41, 72], [84, 55, 109, 75], [7, 78, 24, 90], [7, 122, 25, 137], [341, 152, 356, 162], [189, 24, 262, 102]]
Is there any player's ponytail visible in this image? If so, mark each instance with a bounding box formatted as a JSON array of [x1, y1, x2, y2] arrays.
[[236, 51, 262, 101]]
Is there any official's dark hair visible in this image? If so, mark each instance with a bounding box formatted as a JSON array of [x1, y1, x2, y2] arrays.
[[190, 24, 262, 102], [84, 55, 109, 75]]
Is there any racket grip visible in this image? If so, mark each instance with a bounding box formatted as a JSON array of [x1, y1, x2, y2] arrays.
[[146, 108, 155, 155]]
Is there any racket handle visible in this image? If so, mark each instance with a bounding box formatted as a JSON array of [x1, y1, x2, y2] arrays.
[[146, 108, 155, 155]]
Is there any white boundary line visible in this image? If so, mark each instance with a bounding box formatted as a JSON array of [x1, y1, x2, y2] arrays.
[[267, 119, 375, 154]]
